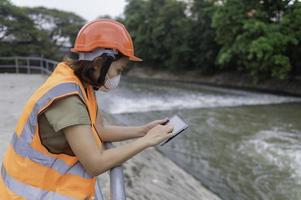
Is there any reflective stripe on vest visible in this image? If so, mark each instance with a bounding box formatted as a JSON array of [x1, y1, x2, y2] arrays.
[[11, 132, 91, 178], [1, 166, 73, 200]]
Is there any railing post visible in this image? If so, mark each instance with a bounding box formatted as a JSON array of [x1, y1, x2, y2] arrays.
[[15, 57, 19, 74], [104, 142, 126, 200], [26, 58, 30, 74], [45, 60, 49, 74], [95, 180, 104, 200], [40, 58, 43, 74], [109, 165, 126, 200]]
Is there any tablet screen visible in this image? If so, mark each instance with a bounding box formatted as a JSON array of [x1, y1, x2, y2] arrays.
[[160, 115, 188, 146]]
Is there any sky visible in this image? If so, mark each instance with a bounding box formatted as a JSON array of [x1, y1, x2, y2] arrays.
[[10, 0, 128, 21]]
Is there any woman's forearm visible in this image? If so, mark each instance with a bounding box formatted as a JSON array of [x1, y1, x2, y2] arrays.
[[64, 125, 149, 177], [89, 137, 149, 176], [98, 125, 146, 142], [95, 110, 147, 142], [64, 124, 173, 178], [90, 124, 173, 176]]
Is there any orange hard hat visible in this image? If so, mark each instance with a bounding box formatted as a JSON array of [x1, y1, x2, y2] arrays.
[[71, 19, 142, 62]]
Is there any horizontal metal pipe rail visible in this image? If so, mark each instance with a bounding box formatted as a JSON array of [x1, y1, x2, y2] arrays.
[[0, 56, 58, 75], [0, 56, 126, 200]]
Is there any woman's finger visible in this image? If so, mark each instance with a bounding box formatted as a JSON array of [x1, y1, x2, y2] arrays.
[[166, 124, 174, 133], [159, 118, 169, 125]]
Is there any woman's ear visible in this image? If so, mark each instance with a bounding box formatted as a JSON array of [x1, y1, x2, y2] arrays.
[[92, 56, 105, 71]]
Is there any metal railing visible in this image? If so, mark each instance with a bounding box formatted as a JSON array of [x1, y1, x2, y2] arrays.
[[0, 56, 126, 200], [0, 56, 58, 74]]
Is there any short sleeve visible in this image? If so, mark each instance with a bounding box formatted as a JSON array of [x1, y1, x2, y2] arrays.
[[44, 95, 91, 132]]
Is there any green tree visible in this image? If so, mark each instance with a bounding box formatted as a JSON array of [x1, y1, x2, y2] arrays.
[[188, 0, 220, 73], [0, 0, 51, 57], [281, 1, 301, 77], [212, 0, 301, 80], [23, 7, 85, 52], [152, 0, 191, 69], [123, 0, 191, 70], [122, 0, 152, 63], [0, 1, 85, 59]]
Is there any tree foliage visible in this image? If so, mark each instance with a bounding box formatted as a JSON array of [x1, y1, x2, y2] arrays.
[[123, 0, 191, 69], [23, 7, 85, 49], [0, 0, 49, 57], [212, 0, 301, 79], [1, 0, 301, 80], [123, 0, 301, 80], [188, 0, 220, 73], [0, 0, 85, 60]]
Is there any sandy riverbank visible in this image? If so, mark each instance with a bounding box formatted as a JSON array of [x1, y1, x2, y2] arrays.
[[0, 74, 220, 200]]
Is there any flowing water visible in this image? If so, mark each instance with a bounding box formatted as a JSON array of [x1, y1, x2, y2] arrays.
[[97, 77, 301, 200]]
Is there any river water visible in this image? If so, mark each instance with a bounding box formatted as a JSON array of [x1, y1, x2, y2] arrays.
[[97, 77, 301, 200]]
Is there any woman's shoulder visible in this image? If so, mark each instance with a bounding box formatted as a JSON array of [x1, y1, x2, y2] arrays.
[[49, 95, 86, 110], [43, 95, 90, 132]]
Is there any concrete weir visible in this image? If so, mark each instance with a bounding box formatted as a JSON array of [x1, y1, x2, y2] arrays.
[[98, 141, 221, 200], [0, 74, 220, 200]]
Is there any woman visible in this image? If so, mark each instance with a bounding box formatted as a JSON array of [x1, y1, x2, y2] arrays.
[[0, 19, 173, 200]]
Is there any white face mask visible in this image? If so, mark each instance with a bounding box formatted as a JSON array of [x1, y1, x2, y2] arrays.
[[104, 74, 121, 90]]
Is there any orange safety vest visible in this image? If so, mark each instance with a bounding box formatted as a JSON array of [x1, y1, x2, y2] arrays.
[[0, 62, 103, 200]]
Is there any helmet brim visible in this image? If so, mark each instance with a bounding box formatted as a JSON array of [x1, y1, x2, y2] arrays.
[[129, 55, 143, 62]]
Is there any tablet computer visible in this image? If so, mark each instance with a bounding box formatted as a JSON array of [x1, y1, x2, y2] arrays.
[[160, 115, 189, 146]]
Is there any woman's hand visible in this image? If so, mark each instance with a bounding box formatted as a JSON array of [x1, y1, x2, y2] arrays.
[[141, 124, 174, 147], [142, 118, 169, 136]]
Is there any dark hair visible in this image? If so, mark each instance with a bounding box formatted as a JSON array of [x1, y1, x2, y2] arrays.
[[64, 54, 115, 90]]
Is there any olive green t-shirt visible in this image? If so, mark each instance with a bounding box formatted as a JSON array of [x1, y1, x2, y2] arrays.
[[38, 95, 90, 156]]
